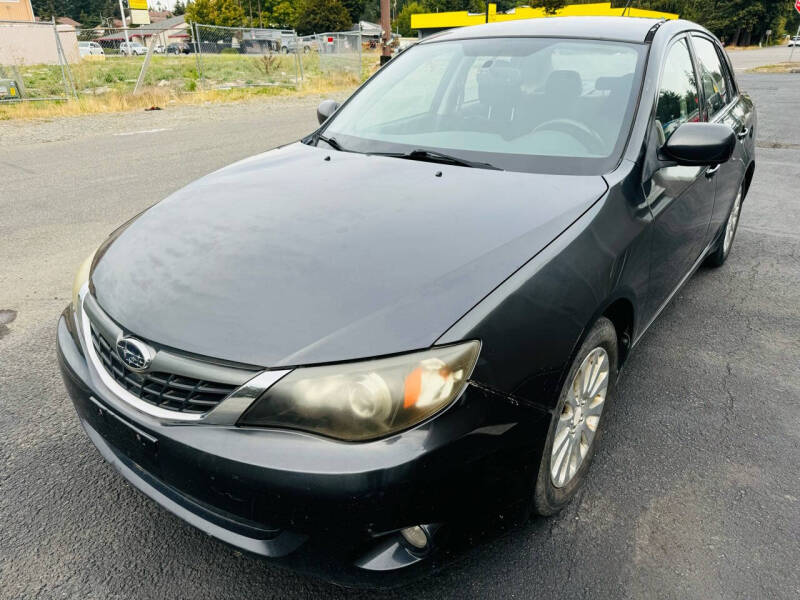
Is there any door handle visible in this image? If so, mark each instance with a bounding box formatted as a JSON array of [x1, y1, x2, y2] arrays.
[[705, 164, 720, 178], [737, 127, 749, 139]]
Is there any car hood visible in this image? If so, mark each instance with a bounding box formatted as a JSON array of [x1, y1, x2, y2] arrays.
[[91, 142, 607, 367]]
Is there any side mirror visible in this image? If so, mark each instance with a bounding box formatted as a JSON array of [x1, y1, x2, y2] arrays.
[[317, 99, 339, 125], [661, 122, 735, 166]]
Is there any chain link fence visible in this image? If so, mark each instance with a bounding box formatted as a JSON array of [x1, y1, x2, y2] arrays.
[[67, 25, 201, 95], [0, 20, 366, 104], [193, 24, 304, 89], [0, 19, 76, 101], [313, 31, 362, 76]]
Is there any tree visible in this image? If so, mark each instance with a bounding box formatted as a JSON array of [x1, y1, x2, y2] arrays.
[[393, 0, 426, 36], [269, 0, 297, 27], [185, 0, 215, 24], [340, 0, 366, 23], [534, 0, 564, 15], [361, 0, 379, 22], [295, 0, 352, 34], [173, 0, 187, 15], [214, 0, 247, 26]]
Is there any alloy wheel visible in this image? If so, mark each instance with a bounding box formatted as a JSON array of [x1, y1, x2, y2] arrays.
[[550, 347, 609, 488]]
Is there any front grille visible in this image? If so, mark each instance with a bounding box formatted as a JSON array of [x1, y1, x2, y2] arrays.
[[90, 325, 238, 414]]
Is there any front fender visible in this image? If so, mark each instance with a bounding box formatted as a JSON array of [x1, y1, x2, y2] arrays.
[[438, 163, 651, 411]]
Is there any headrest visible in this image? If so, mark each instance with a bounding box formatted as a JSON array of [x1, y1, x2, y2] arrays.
[[477, 60, 522, 106], [544, 70, 582, 100]]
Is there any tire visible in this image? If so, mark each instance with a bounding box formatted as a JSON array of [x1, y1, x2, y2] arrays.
[[532, 317, 618, 516], [705, 181, 744, 268]]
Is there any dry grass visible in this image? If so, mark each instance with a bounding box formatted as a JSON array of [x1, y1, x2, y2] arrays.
[[748, 62, 800, 73], [0, 72, 364, 121], [0, 53, 378, 121]]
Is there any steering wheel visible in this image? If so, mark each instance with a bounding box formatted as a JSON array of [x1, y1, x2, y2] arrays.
[[530, 118, 606, 155]]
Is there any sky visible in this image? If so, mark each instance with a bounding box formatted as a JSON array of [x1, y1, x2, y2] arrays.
[[147, 0, 179, 12]]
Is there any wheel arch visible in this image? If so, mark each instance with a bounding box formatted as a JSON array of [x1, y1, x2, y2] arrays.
[[551, 293, 636, 406], [601, 297, 635, 367]]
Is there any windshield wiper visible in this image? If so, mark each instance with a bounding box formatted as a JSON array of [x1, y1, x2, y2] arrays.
[[315, 133, 344, 151], [369, 149, 502, 171]]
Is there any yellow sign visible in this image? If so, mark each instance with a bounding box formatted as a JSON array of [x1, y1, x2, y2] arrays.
[[129, 0, 149, 11], [411, 2, 679, 31]]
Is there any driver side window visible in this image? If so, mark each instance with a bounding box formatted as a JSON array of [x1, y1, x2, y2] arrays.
[[655, 39, 700, 143]]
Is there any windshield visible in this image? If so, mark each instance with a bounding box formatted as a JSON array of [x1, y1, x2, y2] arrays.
[[322, 37, 646, 174]]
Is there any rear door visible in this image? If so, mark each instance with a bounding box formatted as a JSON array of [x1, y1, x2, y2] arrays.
[[643, 36, 716, 319]]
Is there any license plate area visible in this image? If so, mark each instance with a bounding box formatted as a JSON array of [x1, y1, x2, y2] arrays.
[[89, 396, 158, 468]]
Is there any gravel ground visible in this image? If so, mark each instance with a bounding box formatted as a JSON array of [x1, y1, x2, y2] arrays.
[[1, 65, 799, 599], [0, 92, 348, 147]]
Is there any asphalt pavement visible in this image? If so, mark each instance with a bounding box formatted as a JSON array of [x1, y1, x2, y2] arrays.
[[726, 44, 800, 71], [1, 68, 799, 598]]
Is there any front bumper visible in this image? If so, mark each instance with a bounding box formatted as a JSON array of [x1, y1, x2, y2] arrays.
[[57, 303, 549, 585]]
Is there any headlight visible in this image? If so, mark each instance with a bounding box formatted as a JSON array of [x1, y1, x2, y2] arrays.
[[72, 249, 97, 309], [238, 341, 480, 441]]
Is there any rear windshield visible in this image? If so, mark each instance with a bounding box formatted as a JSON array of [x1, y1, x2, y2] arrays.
[[323, 37, 646, 175]]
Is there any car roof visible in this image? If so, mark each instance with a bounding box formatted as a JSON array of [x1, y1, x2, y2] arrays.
[[421, 16, 693, 44]]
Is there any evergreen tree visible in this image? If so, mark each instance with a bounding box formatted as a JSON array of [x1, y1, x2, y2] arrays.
[[214, 0, 247, 26], [295, 0, 352, 34], [270, 0, 297, 27], [185, 0, 215, 23], [341, 0, 366, 23], [393, 0, 425, 35]]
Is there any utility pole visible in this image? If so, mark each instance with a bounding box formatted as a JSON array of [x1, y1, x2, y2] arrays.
[[118, 0, 130, 47], [380, 0, 391, 65]]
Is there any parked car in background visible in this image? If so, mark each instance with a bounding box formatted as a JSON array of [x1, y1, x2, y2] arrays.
[[152, 43, 165, 54], [119, 41, 146, 56], [281, 35, 315, 54], [58, 16, 755, 586], [789, 36, 800, 47], [283, 38, 314, 53], [78, 41, 104, 57], [166, 42, 192, 55]]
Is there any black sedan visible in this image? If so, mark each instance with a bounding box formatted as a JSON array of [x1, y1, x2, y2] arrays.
[[57, 16, 755, 586], [166, 42, 192, 55]]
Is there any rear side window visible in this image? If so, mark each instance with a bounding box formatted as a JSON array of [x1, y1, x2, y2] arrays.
[[655, 39, 700, 142], [692, 36, 730, 119]]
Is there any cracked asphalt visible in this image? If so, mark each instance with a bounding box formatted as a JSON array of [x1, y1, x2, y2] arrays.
[[1, 72, 799, 599]]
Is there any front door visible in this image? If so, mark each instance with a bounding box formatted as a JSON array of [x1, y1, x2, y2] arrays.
[[643, 36, 716, 320]]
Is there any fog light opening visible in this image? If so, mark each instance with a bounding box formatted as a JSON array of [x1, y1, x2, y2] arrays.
[[400, 525, 429, 551]]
